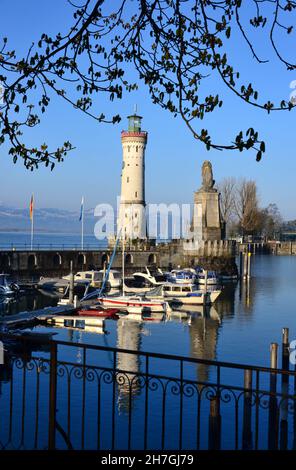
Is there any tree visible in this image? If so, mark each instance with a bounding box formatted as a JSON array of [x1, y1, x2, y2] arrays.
[[217, 177, 236, 224], [1, 0, 296, 169], [260, 203, 283, 239], [234, 179, 261, 235]]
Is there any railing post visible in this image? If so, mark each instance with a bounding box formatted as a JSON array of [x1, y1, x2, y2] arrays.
[[280, 328, 289, 450], [48, 341, 58, 450], [208, 395, 221, 450], [242, 369, 253, 450], [268, 342, 279, 450]]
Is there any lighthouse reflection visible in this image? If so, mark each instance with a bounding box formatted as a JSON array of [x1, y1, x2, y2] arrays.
[[188, 307, 221, 383], [114, 305, 225, 413], [116, 317, 143, 413]]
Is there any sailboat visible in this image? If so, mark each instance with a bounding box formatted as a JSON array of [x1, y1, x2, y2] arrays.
[[96, 231, 170, 314]]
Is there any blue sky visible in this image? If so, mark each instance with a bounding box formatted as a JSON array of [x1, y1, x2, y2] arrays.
[[0, 0, 296, 220]]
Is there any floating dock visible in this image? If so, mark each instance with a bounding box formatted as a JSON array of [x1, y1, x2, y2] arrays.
[[0, 305, 77, 328], [40, 314, 106, 334], [39, 314, 104, 328]]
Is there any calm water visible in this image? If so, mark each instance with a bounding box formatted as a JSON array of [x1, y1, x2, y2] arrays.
[[1, 255, 296, 450], [23, 255, 296, 367]]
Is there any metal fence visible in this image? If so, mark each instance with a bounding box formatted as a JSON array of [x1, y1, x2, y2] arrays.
[[0, 334, 295, 450]]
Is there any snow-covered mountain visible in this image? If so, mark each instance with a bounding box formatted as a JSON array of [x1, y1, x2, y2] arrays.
[[0, 205, 97, 233]]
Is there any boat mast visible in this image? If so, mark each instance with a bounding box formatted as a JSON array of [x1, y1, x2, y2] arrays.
[[97, 228, 122, 298]]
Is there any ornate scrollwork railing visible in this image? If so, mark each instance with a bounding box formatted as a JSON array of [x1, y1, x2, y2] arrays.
[[0, 333, 295, 451]]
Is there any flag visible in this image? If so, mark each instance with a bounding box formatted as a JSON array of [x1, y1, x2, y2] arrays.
[[79, 197, 84, 221], [29, 195, 34, 221]]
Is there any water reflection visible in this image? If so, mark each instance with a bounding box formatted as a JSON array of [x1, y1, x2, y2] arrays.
[[0, 292, 57, 317], [116, 318, 142, 412], [215, 284, 236, 319], [188, 307, 221, 383]]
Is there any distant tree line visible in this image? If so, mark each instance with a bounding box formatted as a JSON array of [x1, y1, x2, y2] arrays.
[[217, 178, 283, 240]]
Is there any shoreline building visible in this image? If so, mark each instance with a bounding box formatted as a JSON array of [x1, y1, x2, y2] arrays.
[[117, 113, 148, 240]]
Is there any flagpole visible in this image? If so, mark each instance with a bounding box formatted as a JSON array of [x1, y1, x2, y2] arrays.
[[30, 194, 34, 251], [81, 197, 84, 250]]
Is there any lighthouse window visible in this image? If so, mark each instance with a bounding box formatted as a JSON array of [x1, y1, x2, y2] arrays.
[[127, 177, 129, 183], [128, 146, 130, 152], [135, 213, 138, 218], [135, 191, 138, 197], [136, 146, 138, 152]]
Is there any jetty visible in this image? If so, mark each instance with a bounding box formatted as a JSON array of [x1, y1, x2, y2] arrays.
[[39, 313, 105, 329], [0, 305, 77, 329]]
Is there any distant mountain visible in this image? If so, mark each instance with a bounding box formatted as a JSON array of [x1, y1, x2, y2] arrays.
[[0, 205, 99, 233]]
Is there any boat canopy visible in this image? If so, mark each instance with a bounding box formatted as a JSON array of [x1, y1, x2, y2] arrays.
[[145, 285, 164, 297]]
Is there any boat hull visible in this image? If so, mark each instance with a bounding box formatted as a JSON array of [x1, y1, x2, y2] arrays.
[[78, 308, 119, 318], [97, 297, 166, 312], [168, 290, 221, 305]]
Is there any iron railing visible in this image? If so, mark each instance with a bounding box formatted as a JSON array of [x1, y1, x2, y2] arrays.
[[0, 334, 295, 450], [0, 243, 106, 251]]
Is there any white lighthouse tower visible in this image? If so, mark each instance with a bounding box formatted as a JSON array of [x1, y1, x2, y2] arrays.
[[118, 113, 148, 240]]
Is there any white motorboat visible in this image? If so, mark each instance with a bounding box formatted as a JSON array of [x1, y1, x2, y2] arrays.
[[167, 269, 197, 285], [96, 269, 121, 289], [131, 267, 167, 287], [0, 274, 19, 296], [38, 276, 90, 294], [122, 282, 151, 294], [144, 283, 221, 305], [168, 290, 221, 306], [63, 270, 122, 289], [197, 270, 220, 286], [97, 295, 169, 313]]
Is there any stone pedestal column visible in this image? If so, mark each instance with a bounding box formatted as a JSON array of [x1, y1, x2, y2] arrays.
[[193, 188, 223, 241]]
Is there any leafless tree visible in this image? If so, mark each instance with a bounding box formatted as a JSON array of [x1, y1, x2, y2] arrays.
[[234, 179, 261, 234], [217, 177, 236, 224]]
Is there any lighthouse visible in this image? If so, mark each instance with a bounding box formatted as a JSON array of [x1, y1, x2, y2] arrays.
[[118, 113, 148, 240]]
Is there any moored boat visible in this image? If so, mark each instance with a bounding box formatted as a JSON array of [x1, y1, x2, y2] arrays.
[[0, 274, 20, 296], [144, 283, 221, 305], [63, 270, 122, 289], [78, 305, 119, 318], [167, 269, 197, 285], [130, 267, 168, 288], [197, 269, 220, 286], [97, 295, 169, 313]]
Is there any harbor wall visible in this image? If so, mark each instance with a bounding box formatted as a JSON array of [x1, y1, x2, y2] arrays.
[[0, 239, 237, 278], [238, 241, 296, 255]]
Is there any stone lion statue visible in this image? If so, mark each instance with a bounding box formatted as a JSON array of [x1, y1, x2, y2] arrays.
[[201, 160, 215, 190]]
